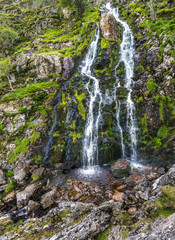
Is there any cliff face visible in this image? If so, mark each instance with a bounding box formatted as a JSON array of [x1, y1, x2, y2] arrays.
[[0, 0, 175, 239]]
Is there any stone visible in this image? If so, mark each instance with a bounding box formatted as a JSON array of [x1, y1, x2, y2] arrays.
[[100, 13, 119, 42], [27, 200, 40, 214], [16, 182, 42, 208], [128, 207, 137, 215], [0, 169, 6, 185], [41, 188, 57, 209], [14, 168, 29, 183], [110, 159, 131, 178], [126, 174, 145, 187], [112, 191, 125, 202]]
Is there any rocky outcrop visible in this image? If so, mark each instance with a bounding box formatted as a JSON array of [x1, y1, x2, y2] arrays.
[[15, 53, 62, 78], [100, 13, 119, 42], [126, 213, 175, 240], [49, 202, 112, 240]]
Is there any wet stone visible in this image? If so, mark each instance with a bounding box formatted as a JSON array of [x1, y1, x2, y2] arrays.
[[110, 159, 131, 178]]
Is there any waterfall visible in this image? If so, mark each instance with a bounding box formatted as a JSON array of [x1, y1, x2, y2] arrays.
[[80, 26, 102, 169], [106, 3, 137, 161]]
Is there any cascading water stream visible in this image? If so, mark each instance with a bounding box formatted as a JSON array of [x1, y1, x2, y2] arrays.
[[106, 3, 138, 162], [80, 26, 103, 170]]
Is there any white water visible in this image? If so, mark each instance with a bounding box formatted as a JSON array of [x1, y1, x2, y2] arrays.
[[106, 3, 137, 161], [80, 26, 102, 169], [81, 3, 138, 170]]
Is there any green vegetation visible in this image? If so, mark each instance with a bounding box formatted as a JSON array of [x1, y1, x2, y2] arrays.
[[151, 185, 175, 219], [146, 78, 158, 93], [31, 174, 40, 182], [60, 0, 86, 15], [1, 82, 58, 102], [5, 180, 18, 193], [75, 91, 86, 120]]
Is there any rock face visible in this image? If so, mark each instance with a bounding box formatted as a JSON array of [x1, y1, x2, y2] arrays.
[[100, 13, 119, 42], [0, 170, 6, 185], [110, 159, 131, 178], [15, 53, 62, 78], [126, 213, 175, 240], [41, 188, 57, 209]]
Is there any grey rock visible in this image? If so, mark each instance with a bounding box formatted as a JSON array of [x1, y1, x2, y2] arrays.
[[152, 164, 175, 190], [126, 213, 175, 240], [62, 57, 74, 79], [27, 200, 40, 214], [41, 189, 57, 209], [49, 203, 112, 240], [0, 169, 6, 185], [108, 226, 124, 240], [14, 168, 29, 183]]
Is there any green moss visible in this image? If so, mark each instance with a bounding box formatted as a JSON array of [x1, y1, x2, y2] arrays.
[[31, 174, 40, 182], [146, 78, 158, 93], [75, 91, 86, 120], [0, 122, 3, 132], [69, 131, 82, 143], [151, 185, 175, 219], [101, 38, 110, 49], [94, 226, 112, 240], [1, 82, 59, 102], [5, 180, 18, 193]]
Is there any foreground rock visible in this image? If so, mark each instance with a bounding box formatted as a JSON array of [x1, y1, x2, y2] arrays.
[[126, 213, 175, 240]]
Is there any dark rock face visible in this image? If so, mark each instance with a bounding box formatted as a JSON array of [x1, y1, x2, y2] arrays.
[[62, 57, 74, 79]]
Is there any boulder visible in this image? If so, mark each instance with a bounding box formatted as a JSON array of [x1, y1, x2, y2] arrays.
[[41, 188, 57, 209], [100, 13, 119, 42], [110, 159, 131, 178], [16, 182, 42, 208]]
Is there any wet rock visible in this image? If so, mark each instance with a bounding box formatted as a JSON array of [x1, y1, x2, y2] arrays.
[[128, 207, 137, 215], [0, 184, 7, 192], [100, 13, 119, 42], [41, 188, 57, 209], [0, 169, 6, 185], [112, 191, 125, 202], [14, 168, 29, 183], [110, 159, 131, 178], [16, 182, 42, 208], [126, 174, 145, 187], [27, 200, 40, 214]]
